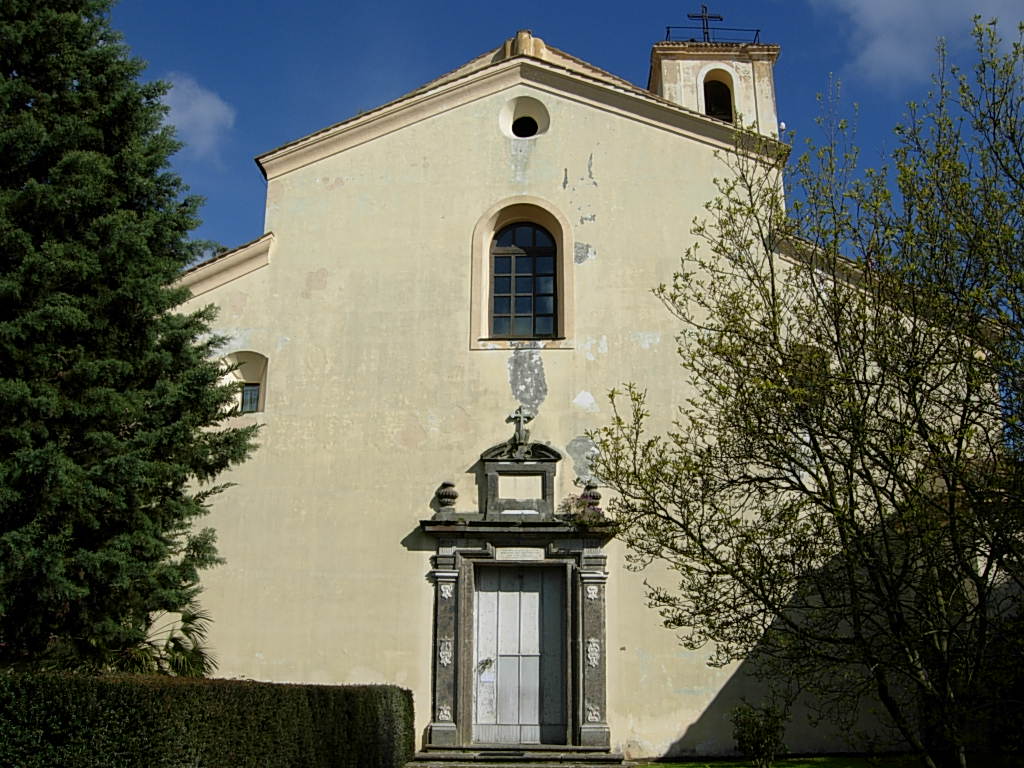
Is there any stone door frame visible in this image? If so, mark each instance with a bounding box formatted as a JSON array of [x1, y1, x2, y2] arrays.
[[423, 523, 611, 751]]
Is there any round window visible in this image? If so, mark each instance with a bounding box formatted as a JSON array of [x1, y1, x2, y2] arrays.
[[512, 116, 539, 137], [499, 96, 550, 139]]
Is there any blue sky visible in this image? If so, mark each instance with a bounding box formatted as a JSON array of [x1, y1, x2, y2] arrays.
[[110, 0, 1023, 250]]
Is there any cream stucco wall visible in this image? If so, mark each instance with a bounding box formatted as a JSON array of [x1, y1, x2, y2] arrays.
[[181, 59, 850, 760]]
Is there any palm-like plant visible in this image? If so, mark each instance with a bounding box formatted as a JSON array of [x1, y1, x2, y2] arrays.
[[111, 600, 217, 677]]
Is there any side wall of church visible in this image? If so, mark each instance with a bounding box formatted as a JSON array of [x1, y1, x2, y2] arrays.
[[182, 84, 857, 758]]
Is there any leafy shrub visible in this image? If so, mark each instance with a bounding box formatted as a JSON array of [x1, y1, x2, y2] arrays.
[[0, 671, 413, 767], [730, 701, 788, 768]]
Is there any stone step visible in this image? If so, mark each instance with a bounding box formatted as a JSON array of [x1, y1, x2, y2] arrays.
[[406, 747, 630, 766], [408, 764, 632, 768]]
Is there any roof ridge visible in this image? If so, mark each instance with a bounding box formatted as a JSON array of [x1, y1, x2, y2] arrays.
[[255, 44, 506, 169], [538, 42, 642, 92], [257, 32, 656, 169], [255, 30, 761, 175]]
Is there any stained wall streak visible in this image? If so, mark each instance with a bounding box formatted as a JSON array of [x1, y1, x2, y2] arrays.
[[566, 435, 599, 483], [507, 346, 548, 415]]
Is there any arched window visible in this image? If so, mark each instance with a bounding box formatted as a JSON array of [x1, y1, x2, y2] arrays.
[[223, 351, 268, 413], [703, 76, 734, 124], [490, 223, 557, 339], [470, 198, 573, 349]]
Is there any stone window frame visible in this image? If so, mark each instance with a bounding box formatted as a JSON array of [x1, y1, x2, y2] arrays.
[[223, 350, 269, 414], [470, 197, 575, 350], [240, 383, 261, 413], [700, 66, 736, 124]]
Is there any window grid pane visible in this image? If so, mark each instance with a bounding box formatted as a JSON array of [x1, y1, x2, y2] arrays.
[[241, 383, 260, 413], [490, 223, 558, 340]]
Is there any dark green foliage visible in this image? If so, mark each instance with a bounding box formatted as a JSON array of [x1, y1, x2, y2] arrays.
[[731, 703, 788, 768], [0, 671, 415, 767], [0, 1, 256, 669]]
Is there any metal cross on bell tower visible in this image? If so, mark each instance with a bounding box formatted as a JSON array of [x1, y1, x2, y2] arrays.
[[687, 4, 723, 42]]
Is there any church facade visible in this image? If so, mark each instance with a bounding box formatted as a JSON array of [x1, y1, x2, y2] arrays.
[[179, 30, 830, 761]]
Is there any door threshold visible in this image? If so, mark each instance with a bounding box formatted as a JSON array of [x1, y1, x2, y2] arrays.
[[425, 744, 611, 752], [409, 745, 627, 765]]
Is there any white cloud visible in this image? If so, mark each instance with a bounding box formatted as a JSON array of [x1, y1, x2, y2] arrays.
[[809, 0, 1023, 87], [163, 72, 236, 160]]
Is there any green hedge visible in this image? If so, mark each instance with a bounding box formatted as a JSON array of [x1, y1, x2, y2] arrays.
[[0, 672, 414, 768]]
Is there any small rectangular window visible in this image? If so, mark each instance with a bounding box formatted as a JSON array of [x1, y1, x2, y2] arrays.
[[241, 383, 260, 413]]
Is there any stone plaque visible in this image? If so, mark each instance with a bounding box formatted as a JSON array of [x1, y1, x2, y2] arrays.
[[495, 546, 545, 561]]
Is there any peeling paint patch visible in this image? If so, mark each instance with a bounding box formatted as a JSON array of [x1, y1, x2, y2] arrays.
[[586, 153, 598, 186], [511, 138, 532, 183], [507, 347, 547, 414], [580, 335, 608, 361], [566, 435, 599, 483], [571, 390, 599, 414], [578, 214, 596, 225], [631, 331, 661, 349], [266, 181, 283, 208], [301, 268, 328, 299], [574, 242, 597, 264], [215, 328, 251, 352], [317, 176, 344, 190], [562, 168, 569, 189]]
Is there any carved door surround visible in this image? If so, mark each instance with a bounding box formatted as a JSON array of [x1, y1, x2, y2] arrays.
[[423, 526, 610, 750], [420, 428, 613, 753]]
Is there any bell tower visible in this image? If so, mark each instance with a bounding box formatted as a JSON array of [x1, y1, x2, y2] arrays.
[[648, 7, 781, 138]]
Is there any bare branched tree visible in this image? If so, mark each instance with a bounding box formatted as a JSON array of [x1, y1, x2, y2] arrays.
[[593, 21, 1024, 768]]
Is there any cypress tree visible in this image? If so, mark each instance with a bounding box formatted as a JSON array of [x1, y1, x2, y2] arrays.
[[0, 0, 257, 670]]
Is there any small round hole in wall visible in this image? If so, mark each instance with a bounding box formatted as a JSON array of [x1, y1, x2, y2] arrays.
[[512, 116, 539, 137], [499, 96, 550, 139]]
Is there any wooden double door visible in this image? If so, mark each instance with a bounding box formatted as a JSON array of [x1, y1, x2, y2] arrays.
[[471, 566, 568, 744]]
